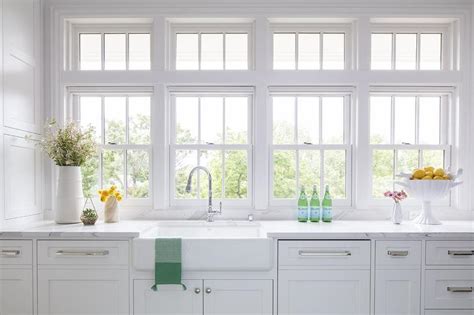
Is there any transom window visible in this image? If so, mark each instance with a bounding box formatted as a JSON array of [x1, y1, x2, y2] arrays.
[[270, 89, 351, 205], [170, 89, 253, 206], [369, 90, 451, 199], [72, 90, 152, 202]]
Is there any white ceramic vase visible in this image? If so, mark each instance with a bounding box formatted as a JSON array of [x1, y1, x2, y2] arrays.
[[104, 195, 119, 223], [391, 202, 402, 224], [55, 166, 84, 224]]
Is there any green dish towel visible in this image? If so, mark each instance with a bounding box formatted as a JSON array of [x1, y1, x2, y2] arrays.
[[151, 238, 187, 291]]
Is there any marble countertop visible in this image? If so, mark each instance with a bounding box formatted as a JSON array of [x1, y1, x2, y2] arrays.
[[0, 219, 473, 239]]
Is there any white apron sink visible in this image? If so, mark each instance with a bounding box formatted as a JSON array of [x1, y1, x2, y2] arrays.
[[133, 221, 273, 272]]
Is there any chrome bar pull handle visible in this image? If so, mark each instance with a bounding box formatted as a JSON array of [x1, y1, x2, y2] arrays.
[[448, 250, 474, 256], [56, 250, 110, 257], [298, 250, 352, 257], [447, 286, 473, 293], [0, 249, 21, 257], [387, 250, 409, 257]]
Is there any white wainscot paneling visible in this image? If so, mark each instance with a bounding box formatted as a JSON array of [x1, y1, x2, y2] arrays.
[[4, 134, 41, 219], [3, 0, 35, 57]]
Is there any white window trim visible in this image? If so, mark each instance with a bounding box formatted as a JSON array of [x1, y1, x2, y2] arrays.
[[268, 86, 354, 207], [270, 22, 355, 70], [69, 23, 153, 71], [168, 86, 254, 209], [67, 86, 154, 207], [370, 23, 454, 71], [168, 22, 255, 71], [366, 87, 454, 207]]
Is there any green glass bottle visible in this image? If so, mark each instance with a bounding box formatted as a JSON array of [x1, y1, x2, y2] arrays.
[[309, 185, 320, 222], [297, 186, 309, 222], [322, 185, 332, 223]]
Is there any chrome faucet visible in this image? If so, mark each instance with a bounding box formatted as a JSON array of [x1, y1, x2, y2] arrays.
[[185, 166, 222, 222]]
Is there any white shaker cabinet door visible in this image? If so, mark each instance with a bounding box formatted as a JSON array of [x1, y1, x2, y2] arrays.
[[133, 279, 203, 315], [38, 269, 129, 315], [203, 280, 273, 315], [278, 270, 370, 315], [375, 269, 421, 315], [0, 268, 33, 314]]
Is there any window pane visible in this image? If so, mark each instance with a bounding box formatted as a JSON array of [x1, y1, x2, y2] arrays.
[[422, 150, 444, 168], [175, 97, 198, 144], [175, 150, 197, 198], [129, 33, 151, 70], [395, 34, 417, 70], [103, 150, 125, 193], [224, 150, 248, 199], [176, 33, 199, 70], [322, 33, 344, 70], [104, 33, 126, 70], [273, 97, 295, 144], [225, 97, 248, 144], [81, 153, 99, 198], [273, 150, 296, 198], [201, 97, 223, 144], [322, 97, 344, 144], [397, 149, 419, 174], [297, 96, 319, 144], [129, 97, 151, 144], [372, 150, 394, 198], [299, 150, 321, 195], [127, 150, 149, 198], [79, 96, 102, 143], [370, 96, 391, 144], [419, 96, 441, 144], [225, 33, 248, 70], [298, 33, 320, 70], [104, 96, 126, 144], [80, 34, 101, 70], [324, 150, 346, 198], [201, 33, 224, 70], [420, 33, 441, 70], [371, 33, 392, 70], [199, 150, 223, 199], [394, 96, 415, 144], [273, 33, 296, 70]]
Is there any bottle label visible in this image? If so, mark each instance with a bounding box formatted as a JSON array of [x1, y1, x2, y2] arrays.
[[310, 207, 320, 220], [298, 207, 308, 220], [322, 207, 332, 220]]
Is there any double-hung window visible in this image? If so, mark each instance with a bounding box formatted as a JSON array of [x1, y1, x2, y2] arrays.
[[71, 88, 152, 204], [369, 88, 452, 203], [170, 88, 253, 207], [270, 88, 352, 206]]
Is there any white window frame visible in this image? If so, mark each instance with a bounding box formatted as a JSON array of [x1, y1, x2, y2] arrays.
[[370, 23, 453, 70], [168, 86, 254, 208], [68, 86, 154, 207], [270, 23, 354, 70], [367, 86, 454, 207], [168, 22, 255, 70], [69, 23, 153, 71], [268, 86, 353, 207]]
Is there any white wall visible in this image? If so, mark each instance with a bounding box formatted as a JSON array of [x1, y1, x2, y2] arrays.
[[0, 0, 43, 226]]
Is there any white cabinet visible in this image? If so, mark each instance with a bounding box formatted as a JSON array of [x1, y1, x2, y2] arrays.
[[133, 279, 273, 315], [38, 269, 129, 315], [0, 268, 33, 314], [278, 270, 370, 315]]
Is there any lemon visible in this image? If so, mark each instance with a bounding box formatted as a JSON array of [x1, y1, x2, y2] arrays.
[[433, 175, 444, 180], [412, 169, 426, 179], [434, 168, 445, 177], [442, 174, 450, 180], [424, 166, 435, 172], [422, 175, 433, 180]]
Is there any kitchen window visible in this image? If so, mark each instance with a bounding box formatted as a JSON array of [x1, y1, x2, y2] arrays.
[[169, 88, 253, 207], [70, 88, 152, 204], [270, 88, 352, 206]]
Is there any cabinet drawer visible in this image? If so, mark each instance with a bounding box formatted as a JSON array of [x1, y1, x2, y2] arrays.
[[376, 240, 421, 268], [425, 270, 474, 309], [38, 240, 129, 265], [278, 240, 370, 268], [0, 240, 32, 265], [425, 311, 474, 315], [426, 241, 474, 265]]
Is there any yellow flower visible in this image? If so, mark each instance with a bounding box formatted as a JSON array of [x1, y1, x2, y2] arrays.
[[100, 196, 106, 202], [101, 190, 109, 197], [110, 185, 116, 191], [117, 195, 123, 202]]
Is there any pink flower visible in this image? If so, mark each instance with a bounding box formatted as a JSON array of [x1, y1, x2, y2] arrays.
[[384, 190, 408, 203]]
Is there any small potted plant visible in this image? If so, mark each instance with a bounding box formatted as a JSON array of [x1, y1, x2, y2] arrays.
[[80, 207, 98, 225], [98, 186, 123, 223], [384, 190, 408, 224]]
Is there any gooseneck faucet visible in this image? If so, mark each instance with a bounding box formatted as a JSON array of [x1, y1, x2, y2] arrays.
[[185, 166, 222, 222]]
